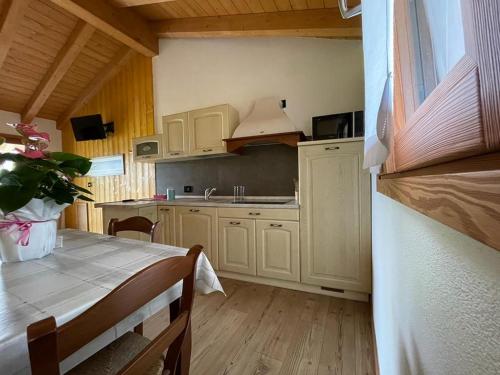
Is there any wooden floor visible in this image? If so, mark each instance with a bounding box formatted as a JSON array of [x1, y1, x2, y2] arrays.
[[144, 278, 375, 375]]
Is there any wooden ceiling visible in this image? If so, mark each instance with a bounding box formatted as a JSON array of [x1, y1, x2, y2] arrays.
[[0, 0, 361, 128]]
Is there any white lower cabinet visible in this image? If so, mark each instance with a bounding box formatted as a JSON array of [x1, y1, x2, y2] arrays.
[[218, 218, 256, 275], [137, 206, 158, 242], [217, 210, 300, 283], [157, 206, 175, 245], [176, 206, 218, 270], [256, 220, 300, 282]]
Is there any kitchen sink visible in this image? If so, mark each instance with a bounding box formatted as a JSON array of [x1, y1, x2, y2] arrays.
[[219, 200, 291, 205]]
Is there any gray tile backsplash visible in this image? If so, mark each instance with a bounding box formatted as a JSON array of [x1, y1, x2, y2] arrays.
[[155, 144, 298, 196]]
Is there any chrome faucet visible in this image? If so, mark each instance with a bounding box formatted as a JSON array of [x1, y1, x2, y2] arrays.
[[204, 187, 216, 200]]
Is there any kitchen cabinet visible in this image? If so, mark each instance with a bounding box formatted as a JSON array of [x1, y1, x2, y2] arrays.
[[218, 209, 299, 283], [161, 112, 189, 159], [218, 218, 256, 275], [157, 206, 175, 245], [102, 205, 157, 240], [188, 104, 239, 156], [299, 140, 371, 293], [137, 206, 158, 241], [132, 135, 163, 162], [176, 206, 218, 270], [75, 201, 88, 232], [256, 220, 299, 282]]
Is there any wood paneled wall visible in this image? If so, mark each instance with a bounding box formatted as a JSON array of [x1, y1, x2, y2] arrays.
[[61, 53, 155, 233]]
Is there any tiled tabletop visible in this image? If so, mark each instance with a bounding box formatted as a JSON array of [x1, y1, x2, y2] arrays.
[[0, 229, 223, 375]]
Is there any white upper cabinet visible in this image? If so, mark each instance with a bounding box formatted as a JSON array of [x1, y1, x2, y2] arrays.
[[132, 135, 163, 162], [162, 112, 189, 159], [154, 104, 239, 161], [188, 104, 239, 156]]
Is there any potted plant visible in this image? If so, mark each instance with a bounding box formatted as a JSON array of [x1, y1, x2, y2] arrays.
[[0, 123, 92, 262]]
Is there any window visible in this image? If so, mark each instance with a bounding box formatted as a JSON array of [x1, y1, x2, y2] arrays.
[[378, 0, 500, 251]]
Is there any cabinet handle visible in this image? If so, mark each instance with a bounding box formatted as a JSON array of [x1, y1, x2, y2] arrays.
[[170, 152, 180, 156], [202, 149, 213, 152], [325, 146, 340, 151], [248, 212, 261, 216], [189, 209, 200, 212], [270, 223, 283, 228], [160, 208, 169, 212], [230, 221, 241, 225]]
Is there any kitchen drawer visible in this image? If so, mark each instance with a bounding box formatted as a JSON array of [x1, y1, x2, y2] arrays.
[[217, 207, 299, 221]]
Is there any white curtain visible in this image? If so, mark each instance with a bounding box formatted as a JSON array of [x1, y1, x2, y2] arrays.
[[362, 0, 393, 170]]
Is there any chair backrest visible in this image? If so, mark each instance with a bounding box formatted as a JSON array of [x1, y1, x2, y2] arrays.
[[27, 245, 203, 375], [108, 216, 161, 243]]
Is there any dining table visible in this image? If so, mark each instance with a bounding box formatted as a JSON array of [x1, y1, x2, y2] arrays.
[[0, 229, 224, 375]]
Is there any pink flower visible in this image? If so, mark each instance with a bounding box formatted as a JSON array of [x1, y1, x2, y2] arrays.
[[8, 123, 51, 142]]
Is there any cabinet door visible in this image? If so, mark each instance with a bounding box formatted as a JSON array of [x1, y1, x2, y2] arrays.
[[176, 206, 218, 269], [299, 141, 371, 293], [138, 206, 158, 242], [157, 206, 175, 245], [102, 207, 140, 240], [162, 112, 189, 158], [188, 104, 228, 156], [218, 218, 256, 275], [132, 135, 162, 162], [75, 202, 88, 232], [256, 220, 299, 282]]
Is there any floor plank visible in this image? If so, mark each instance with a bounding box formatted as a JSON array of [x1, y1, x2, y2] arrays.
[[144, 278, 375, 375]]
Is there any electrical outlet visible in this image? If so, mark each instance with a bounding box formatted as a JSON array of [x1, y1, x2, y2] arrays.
[[184, 185, 193, 193]]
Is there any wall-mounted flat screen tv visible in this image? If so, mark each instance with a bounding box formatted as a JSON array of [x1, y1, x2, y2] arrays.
[[70, 114, 113, 142]]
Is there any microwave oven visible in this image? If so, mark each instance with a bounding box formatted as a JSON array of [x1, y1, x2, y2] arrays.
[[132, 135, 163, 162], [312, 111, 364, 140]]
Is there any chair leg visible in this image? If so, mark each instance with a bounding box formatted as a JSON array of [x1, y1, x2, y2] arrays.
[[164, 298, 183, 374], [179, 322, 192, 375], [134, 322, 143, 335]]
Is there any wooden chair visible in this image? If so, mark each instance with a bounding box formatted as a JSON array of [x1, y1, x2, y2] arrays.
[[27, 245, 203, 375], [108, 216, 161, 243]]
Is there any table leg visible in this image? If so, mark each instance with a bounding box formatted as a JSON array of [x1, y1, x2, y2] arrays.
[[169, 297, 181, 322]]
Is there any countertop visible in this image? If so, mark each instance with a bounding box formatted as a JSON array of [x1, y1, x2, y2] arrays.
[[95, 196, 299, 209]]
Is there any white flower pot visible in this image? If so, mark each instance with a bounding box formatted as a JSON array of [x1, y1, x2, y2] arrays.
[[0, 198, 69, 263]]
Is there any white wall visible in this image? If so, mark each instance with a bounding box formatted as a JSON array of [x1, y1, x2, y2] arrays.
[[372, 177, 500, 374], [153, 38, 364, 135], [0, 110, 61, 151]]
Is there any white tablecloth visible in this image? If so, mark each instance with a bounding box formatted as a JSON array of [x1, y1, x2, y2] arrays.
[[0, 229, 224, 374]]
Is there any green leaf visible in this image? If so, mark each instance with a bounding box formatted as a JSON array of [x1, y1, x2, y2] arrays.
[[0, 186, 36, 213], [69, 182, 93, 195], [77, 194, 94, 202], [49, 152, 86, 161]]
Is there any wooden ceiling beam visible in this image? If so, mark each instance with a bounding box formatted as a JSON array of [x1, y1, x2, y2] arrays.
[[57, 46, 134, 129], [110, 0, 175, 7], [22, 21, 95, 124], [0, 0, 31, 68], [152, 8, 362, 39], [49, 0, 158, 56]]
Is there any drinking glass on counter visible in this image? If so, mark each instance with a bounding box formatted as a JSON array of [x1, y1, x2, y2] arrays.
[[166, 188, 176, 201], [233, 185, 245, 202]]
